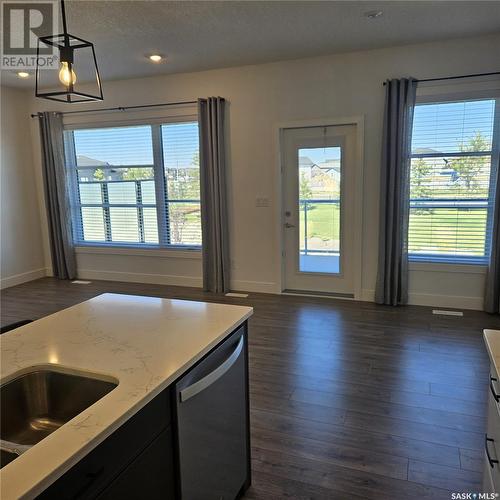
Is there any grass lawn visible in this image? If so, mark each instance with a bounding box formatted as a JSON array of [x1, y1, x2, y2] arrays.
[[299, 203, 340, 249], [298, 202, 487, 257], [83, 198, 487, 257], [408, 208, 487, 256]]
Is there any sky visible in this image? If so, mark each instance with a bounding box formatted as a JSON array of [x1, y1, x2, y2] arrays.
[[411, 99, 495, 153], [73, 122, 199, 168]]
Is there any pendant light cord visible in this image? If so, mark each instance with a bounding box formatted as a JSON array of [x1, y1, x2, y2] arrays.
[[60, 0, 68, 35]]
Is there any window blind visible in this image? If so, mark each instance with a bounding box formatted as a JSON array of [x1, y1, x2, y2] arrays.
[[66, 121, 201, 248], [162, 122, 202, 246], [408, 98, 498, 263]]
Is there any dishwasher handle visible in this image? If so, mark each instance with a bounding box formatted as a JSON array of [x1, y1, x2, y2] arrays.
[[490, 376, 499, 402], [180, 335, 244, 403]]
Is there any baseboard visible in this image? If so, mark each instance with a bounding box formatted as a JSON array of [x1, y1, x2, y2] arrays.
[[408, 292, 483, 311], [361, 288, 483, 311], [230, 280, 279, 294], [77, 269, 203, 288], [0, 268, 48, 289], [77, 270, 277, 293]]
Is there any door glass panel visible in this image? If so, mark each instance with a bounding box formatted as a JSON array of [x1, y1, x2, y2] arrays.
[[298, 147, 341, 274]]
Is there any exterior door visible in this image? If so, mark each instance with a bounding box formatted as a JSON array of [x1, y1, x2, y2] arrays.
[[282, 124, 357, 296]]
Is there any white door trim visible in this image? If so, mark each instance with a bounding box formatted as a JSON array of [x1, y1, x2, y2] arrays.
[[273, 116, 365, 300]]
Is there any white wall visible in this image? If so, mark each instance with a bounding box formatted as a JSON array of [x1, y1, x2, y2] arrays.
[[0, 86, 46, 288], [26, 33, 500, 308]]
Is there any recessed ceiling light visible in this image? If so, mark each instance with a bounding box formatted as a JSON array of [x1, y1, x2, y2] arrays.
[[17, 71, 30, 78], [364, 10, 383, 19], [148, 54, 163, 63]]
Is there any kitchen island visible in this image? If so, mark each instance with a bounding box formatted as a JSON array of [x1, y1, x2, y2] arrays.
[[0, 293, 253, 499]]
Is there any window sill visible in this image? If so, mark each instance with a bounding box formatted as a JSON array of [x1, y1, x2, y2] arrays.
[[408, 260, 487, 275], [75, 245, 202, 259]]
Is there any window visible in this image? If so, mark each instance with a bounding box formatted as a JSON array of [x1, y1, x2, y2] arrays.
[[408, 98, 499, 263], [65, 120, 201, 248]]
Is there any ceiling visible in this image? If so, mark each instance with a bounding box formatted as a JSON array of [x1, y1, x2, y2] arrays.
[[3, 0, 500, 88]]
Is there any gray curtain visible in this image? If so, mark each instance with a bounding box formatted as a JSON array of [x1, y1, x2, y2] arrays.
[[39, 112, 76, 280], [485, 151, 500, 313], [198, 97, 230, 293], [375, 78, 417, 306]]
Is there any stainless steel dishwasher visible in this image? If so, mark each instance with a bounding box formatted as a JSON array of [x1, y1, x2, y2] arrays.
[[174, 325, 250, 500]]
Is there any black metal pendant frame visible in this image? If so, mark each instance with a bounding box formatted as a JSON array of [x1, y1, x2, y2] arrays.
[[35, 0, 103, 103]]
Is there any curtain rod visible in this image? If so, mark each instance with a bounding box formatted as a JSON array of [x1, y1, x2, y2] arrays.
[[30, 99, 198, 118], [382, 71, 500, 86]]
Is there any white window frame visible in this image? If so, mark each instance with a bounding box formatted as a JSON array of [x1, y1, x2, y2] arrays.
[[408, 89, 500, 267], [64, 113, 202, 252]]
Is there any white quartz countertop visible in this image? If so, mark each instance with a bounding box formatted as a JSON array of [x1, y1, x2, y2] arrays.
[[0, 293, 253, 499], [484, 329, 500, 376]]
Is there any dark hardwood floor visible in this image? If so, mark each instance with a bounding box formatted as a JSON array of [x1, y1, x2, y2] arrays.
[[2, 278, 500, 499]]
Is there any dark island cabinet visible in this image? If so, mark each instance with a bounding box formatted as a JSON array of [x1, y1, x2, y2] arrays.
[[97, 428, 175, 499], [37, 387, 174, 500]]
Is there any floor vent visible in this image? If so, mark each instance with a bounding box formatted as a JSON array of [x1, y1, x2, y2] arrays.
[[432, 309, 464, 317], [225, 292, 249, 298], [72, 280, 92, 285]]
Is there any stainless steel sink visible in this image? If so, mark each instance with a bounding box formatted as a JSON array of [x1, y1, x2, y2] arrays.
[[0, 368, 117, 467]]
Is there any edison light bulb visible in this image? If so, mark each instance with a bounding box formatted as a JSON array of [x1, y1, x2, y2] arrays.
[[58, 62, 77, 86]]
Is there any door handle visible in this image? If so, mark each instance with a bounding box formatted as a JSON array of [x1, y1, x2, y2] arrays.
[[75, 466, 105, 498], [180, 336, 244, 402], [284, 222, 295, 228]]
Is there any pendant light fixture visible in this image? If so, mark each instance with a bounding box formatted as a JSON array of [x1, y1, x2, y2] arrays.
[[35, 0, 103, 102]]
